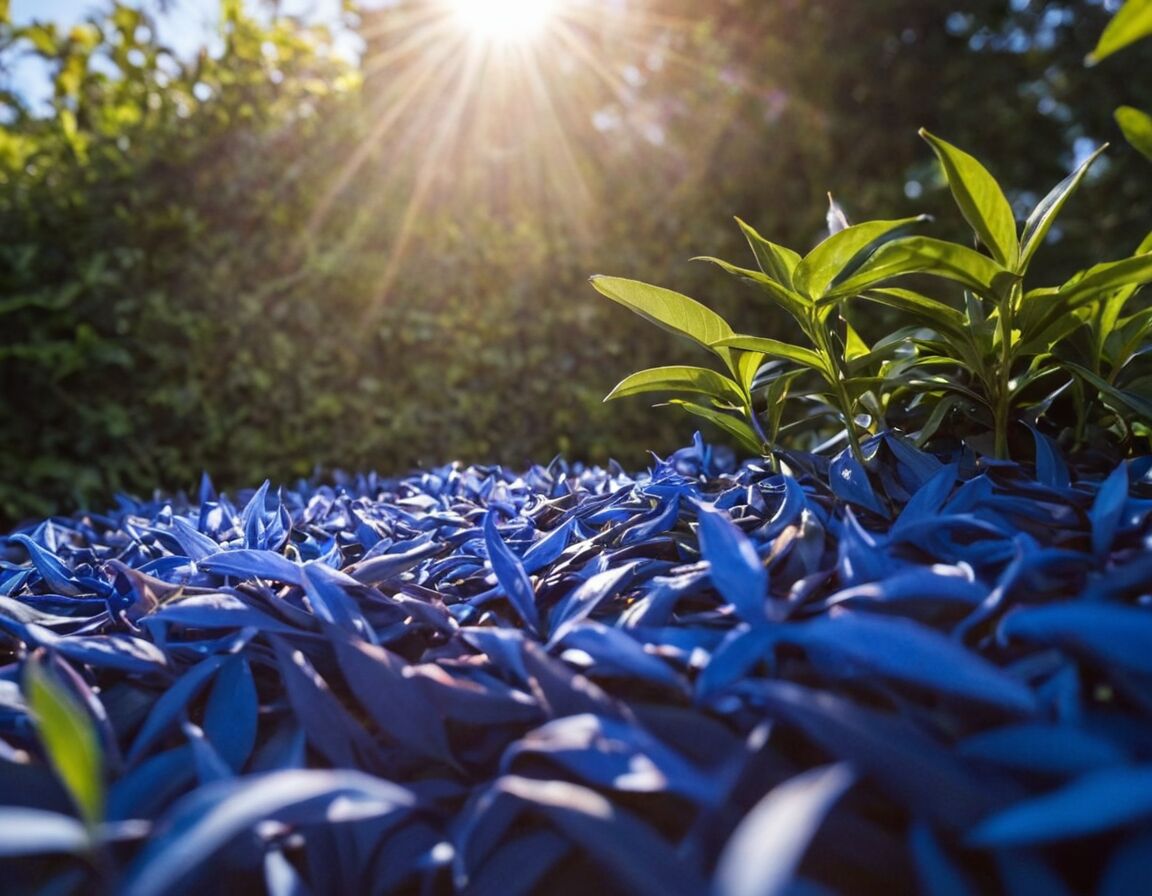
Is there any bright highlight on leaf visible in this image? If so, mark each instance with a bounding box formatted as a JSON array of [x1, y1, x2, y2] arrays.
[[447, 0, 562, 44]]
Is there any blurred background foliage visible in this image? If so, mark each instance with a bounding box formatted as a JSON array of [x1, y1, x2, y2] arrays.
[[0, 0, 1149, 524]]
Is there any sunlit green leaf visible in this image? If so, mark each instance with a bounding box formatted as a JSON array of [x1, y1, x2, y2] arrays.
[[605, 366, 746, 405], [920, 130, 1019, 269], [736, 350, 767, 394], [794, 216, 928, 299], [1057, 253, 1152, 307], [590, 276, 734, 354], [25, 654, 103, 831], [666, 400, 764, 454], [1088, 0, 1152, 63], [694, 256, 810, 320], [836, 236, 1013, 300], [711, 335, 829, 374], [1116, 106, 1152, 163], [736, 218, 802, 288], [1019, 144, 1108, 269]]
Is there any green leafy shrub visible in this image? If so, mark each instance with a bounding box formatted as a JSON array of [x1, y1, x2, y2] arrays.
[[596, 130, 1152, 466]]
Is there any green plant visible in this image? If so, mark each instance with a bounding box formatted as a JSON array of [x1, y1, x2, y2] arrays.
[[594, 130, 1152, 465]]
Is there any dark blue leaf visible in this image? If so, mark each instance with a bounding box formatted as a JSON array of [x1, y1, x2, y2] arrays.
[[1029, 427, 1070, 490], [957, 723, 1128, 776], [483, 511, 540, 635], [755, 681, 1000, 828], [1091, 462, 1129, 559], [1098, 827, 1152, 896], [548, 562, 643, 645], [330, 637, 458, 767], [909, 823, 976, 896], [120, 770, 414, 896], [695, 502, 768, 623], [202, 656, 258, 773], [127, 657, 227, 764], [968, 766, 1152, 846], [621, 497, 680, 546], [1000, 603, 1152, 675], [712, 764, 854, 896], [107, 746, 196, 821], [346, 539, 442, 585], [493, 775, 707, 896], [793, 612, 1037, 715]]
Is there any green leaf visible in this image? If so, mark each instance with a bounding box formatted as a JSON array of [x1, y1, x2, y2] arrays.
[[857, 288, 968, 339], [1116, 106, 1152, 163], [834, 236, 1014, 300], [605, 366, 746, 405], [1019, 144, 1108, 269], [735, 350, 767, 394], [666, 400, 765, 454], [920, 129, 1019, 269], [736, 217, 802, 288], [794, 215, 928, 299], [1089, 0, 1152, 63], [712, 335, 829, 374], [1064, 361, 1152, 423], [1057, 253, 1152, 307], [25, 654, 103, 831], [693, 256, 810, 320], [590, 275, 735, 356]]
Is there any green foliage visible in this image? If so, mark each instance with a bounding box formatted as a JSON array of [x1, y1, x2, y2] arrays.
[[597, 131, 1152, 465], [24, 653, 103, 832], [1089, 0, 1152, 64], [1116, 106, 1152, 162]]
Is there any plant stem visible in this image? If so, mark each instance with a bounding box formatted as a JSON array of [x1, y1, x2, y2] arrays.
[[993, 282, 1021, 459]]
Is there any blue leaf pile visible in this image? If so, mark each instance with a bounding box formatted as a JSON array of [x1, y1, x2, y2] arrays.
[[2, 433, 1152, 894]]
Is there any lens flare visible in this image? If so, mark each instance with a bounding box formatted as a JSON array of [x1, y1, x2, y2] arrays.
[[447, 0, 561, 45]]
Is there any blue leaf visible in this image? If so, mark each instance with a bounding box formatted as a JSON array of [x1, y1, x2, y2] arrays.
[[168, 518, 221, 562], [1000, 602, 1152, 675], [346, 540, 442, 585], [492, 775, 707, 896], [1091, 462, 1129, 559], [548, 562, 643, 645], [828, 448, 888, 517], [501, 712, 716, 804], [8, 535, 82, 595], [1098, 828, 1152, 896], [793, 612, 1037, 715], [909, 823, 976, 896], [521, 519, 576, 574], [202, 656, 258, 773], [695, 502, 768, 623], [483, 511, 540, 635], [893, 463, 958, 532], [755, 681, 998, 828], [1029, 427, 1070, 490], [330, 637, 458, 767], [620, 497, 681, 546], [713, 764, 854, 896], [198, 549, 304, 586], [555, 622, 684, 691], [127, 657, 227, 763], [120, 770, 414, 896], [968, 766, 1152, 846], [957, 723, 1128, 777], [300, 562, 373, 638]]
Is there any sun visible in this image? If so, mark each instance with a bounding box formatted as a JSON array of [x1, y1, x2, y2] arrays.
[[447, 0, 562, 45]]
